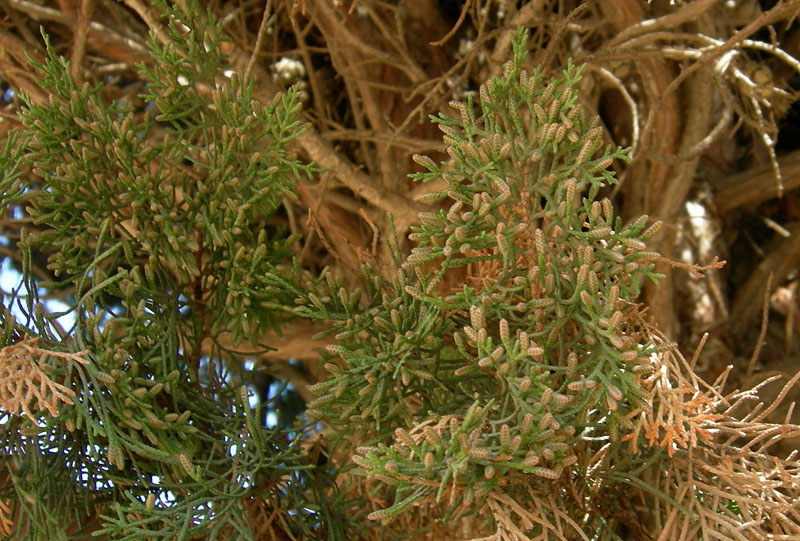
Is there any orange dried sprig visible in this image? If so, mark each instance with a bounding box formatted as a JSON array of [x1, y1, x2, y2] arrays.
[[0, 338, 88, 422]]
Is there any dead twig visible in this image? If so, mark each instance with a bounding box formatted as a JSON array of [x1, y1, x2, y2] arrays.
[[245, 0, 273, 82], [746, 274, 773, 378], [657, 255, 726, 279], [119, 0, 171, 48], [429, 0, 472, 47], [70, 0, 95, 85]]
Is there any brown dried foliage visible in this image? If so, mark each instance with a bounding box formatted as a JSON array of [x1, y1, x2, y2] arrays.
[[0, 338, 88, 422]]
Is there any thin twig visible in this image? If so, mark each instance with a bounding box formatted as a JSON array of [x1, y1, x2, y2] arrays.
[[539, 3, 591, 75], [586, 64, 640, 157], [289, 11, 325, 121], [360, 207, 379, 257], [120, 0, 171, 47], [297, 173, 330, 266], [746, 273, 772, 378], [689, 333, 709, 371], [641, 101, 732, 164], [245, 0, 272, 82], [430, 0, 472, 47]]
